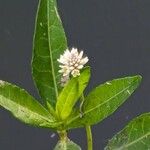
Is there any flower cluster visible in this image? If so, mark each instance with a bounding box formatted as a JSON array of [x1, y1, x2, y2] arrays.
[[58, 48, 89, 86]]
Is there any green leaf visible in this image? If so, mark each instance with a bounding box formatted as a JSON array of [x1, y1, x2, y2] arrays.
[[32, 0, 68, 107], [0, 80, 60, 129], [66, 75, 142, 129], [105, 113, 150, 150], [54, 139, 81, 150], [56, 67, 90, 120]]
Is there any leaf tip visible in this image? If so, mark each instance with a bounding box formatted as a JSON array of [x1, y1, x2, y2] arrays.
[[135, 75, 142, 83]]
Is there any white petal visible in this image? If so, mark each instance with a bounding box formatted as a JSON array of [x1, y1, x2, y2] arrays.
[[74, 63, 79, 67], [59, 65, 65, 68], [58, 55, 64, 62], [69, 66, 74, 70], [64, 50, 71, 58], [58, 56, 69, 65], [71, 48, 78, 55], [77, 65, 83, 69], [80, 57, 89, 65], [57, 55, 63, 62], [78, 51, 83, 59]]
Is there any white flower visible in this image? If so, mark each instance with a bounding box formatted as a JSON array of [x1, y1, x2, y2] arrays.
[[58, 48, 89, 79]]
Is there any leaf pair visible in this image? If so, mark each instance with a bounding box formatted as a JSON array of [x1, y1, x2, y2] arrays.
[[0, 70, 142, 132]]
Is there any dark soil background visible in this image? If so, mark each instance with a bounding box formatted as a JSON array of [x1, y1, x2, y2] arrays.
[[0, 0, 150, 149]]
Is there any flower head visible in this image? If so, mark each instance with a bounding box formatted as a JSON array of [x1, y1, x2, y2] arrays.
[[58, 48, 89, 85]]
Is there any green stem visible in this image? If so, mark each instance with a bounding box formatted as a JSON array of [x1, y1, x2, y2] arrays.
[[86, 125, 93, 150], [58, 130, 68, 142], [80, 94, 93, 150]]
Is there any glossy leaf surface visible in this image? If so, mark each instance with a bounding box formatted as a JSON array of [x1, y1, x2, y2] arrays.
[[105, 113, 150, 150], [0, 80, 59, 128], [66, 76, 142, 129], [56, 67, 90, 120], [32, 0, 67, 107]]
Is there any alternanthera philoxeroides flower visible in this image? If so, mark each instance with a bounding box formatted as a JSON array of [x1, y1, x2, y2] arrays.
[[57, 48, 89, 86]]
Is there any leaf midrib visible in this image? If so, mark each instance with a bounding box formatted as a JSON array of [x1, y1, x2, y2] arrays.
[[117, 132, 150, 150], [47, 0, 58, 99], [67, 79, 138, 125]]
